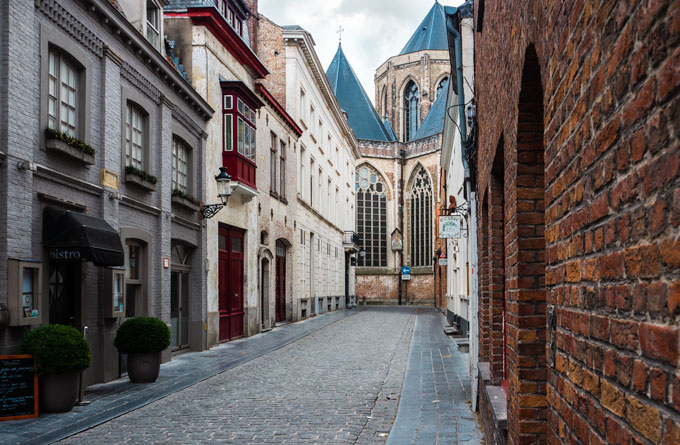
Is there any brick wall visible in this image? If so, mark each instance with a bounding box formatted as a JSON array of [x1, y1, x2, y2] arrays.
[[257, 15, 285, 108], [474, 1, 680, 444], [0, 0, 209, 381]]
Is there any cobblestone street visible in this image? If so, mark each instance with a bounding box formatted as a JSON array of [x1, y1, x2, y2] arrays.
[[2, 307, 482, 444], [61, 307, 418, 444]]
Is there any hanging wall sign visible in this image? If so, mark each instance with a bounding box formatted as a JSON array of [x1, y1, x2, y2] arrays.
[[439, 215, 462, 239]]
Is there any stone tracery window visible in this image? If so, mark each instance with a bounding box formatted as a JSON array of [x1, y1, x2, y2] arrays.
[[355, 165, 387, 267], [409, 165, 432, 267], [404, 80, 419, 141]]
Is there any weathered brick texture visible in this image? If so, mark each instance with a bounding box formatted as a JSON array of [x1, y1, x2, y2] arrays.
[[474, 0, 680, 444]]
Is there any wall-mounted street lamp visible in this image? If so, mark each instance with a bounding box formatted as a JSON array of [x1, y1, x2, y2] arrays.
[[359, 247, 366, 258], [200, 167, 234, 219]]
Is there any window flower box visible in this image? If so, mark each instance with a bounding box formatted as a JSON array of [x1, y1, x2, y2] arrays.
[[44, 129, 95, 166], [171, 190, 200, 212], [125, 166, 157, 192]]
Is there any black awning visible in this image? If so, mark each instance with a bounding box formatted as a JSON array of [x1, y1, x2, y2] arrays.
[[43, 208, 124, 267]]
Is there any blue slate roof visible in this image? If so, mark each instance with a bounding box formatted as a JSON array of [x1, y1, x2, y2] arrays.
[[326, 45, 396, 142], [399, 2, 448, 55], [383, 118, 397, 141], [412, 80, 448, 141]]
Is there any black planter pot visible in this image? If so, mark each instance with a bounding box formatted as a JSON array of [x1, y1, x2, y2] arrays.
[[39, 372, 80, 413], [127, 351, 161, 383]]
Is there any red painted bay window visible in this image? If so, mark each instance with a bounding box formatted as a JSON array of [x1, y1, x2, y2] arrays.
[[221, 80, 263, 189]]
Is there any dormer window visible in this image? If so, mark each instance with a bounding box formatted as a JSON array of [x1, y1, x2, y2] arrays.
[[146, 1, 160, 49]]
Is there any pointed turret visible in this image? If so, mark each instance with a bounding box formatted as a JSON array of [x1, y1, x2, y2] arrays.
[[399, 2, 448, 55], [326, 44, 396, 142]]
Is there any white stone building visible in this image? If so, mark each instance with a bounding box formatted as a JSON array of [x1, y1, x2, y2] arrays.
[[279, 25, 360, 317], [440, 2, 477, 405]]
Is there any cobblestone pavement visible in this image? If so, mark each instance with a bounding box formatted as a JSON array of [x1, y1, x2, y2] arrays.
[[387, 309, 483, 445], [59, 307, 416, 444], [1, 309, 357, 445]]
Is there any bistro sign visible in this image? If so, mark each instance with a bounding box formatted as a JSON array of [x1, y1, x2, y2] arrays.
[[48, 249, 82, 261]]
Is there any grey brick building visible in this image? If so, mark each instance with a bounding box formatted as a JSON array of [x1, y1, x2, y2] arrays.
[[0, 0, 212, 386]]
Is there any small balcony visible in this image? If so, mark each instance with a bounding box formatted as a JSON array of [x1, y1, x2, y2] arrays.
[[343, 231, 360, 252]]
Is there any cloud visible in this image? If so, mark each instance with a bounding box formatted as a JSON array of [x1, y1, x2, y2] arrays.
[[259, 0, 462, 102]]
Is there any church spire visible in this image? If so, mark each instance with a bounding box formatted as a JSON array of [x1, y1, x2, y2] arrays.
[[399, 2, 447, 55], [326, 46, 396, 142]]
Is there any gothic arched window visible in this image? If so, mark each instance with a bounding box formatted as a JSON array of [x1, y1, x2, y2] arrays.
[[409, 166, 432, 267], [381, 87, 388, 119], [436, 77, 449, 100], [404, 80, 419, 141], [355, 165, 387, 267]]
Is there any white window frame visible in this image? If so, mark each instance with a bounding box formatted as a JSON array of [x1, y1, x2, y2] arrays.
[[126, 103, 145, 170], [47, 49, 79, 137], [146, 1, 161, 49], [172, 137, 190, 193]]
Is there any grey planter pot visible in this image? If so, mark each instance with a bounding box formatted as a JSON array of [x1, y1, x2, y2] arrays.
[[125, 173, 157, 192], [45, 139, 95, 165], [39, 372, 80, 413], [127, 351, 161, 383]]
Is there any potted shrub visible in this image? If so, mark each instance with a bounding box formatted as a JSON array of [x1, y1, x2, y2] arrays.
[[20, 324, 91, 413], [114, 317, 170, 383]]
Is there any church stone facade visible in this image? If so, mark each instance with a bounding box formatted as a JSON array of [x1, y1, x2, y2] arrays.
[[327, 2, 451, 305]]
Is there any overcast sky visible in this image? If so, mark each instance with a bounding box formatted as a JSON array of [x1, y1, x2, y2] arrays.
[[258, 0, 463, 104]]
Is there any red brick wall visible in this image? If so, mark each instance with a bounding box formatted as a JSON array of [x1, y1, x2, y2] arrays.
[[479, 195, 490, 362], [256, 15, 286, 107], [474, 1, 680, 444], [489, 165, 505, 385], [356, 273, 436, 302]]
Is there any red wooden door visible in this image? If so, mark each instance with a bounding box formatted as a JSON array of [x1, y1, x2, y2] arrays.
[[218, 225, 244, 342], [275, 245, 286, 322]]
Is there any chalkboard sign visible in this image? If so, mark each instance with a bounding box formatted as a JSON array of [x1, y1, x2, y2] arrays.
[[0, 355, 38, 420]]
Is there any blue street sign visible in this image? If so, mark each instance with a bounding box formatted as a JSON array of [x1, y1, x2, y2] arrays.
[[401, 266, 411, 275]]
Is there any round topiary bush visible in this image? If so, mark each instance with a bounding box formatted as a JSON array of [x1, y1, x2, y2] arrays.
[[21, 324, 91, 376], [114, 317, 170, 354]]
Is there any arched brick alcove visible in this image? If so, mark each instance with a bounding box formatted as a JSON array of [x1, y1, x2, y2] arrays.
[[505, 44, 547, 445]]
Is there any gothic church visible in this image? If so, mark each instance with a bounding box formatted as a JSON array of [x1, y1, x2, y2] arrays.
[[326, 2, 451, 304]]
